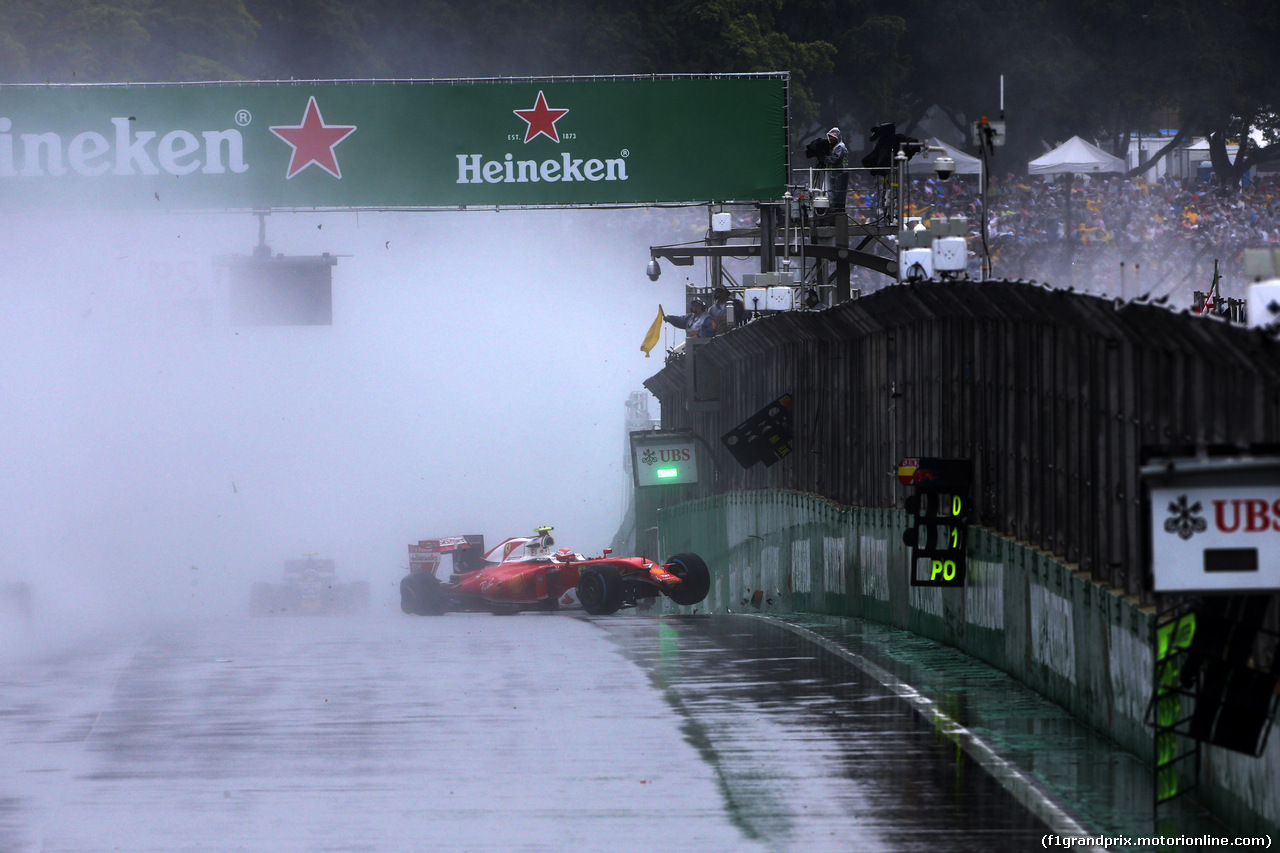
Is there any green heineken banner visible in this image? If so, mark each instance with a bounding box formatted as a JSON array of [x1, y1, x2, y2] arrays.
[[0, 75, 787, 210]]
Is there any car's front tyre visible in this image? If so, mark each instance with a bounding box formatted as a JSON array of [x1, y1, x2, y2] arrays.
[[664, 553, 710, 607], [577, 565, 624, 615]]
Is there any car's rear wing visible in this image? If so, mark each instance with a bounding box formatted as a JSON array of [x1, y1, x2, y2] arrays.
[[408, 534, 485, 575], [283, 558, 336, 580]]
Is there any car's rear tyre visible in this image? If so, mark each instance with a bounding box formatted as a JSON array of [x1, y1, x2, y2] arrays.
[[400, 572, 447, 616], [399, 575, 420, 614], [249, 582, 275, 616], [664, 553, 710, 607], [577, 565, 624, 616]]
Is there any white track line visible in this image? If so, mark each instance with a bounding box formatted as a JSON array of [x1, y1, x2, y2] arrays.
[[755, 614, 1109, 853]]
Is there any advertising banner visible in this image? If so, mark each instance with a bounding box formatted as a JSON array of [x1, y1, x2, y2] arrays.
[[630, 429, 700, 487], [0, 75, 787, 210], [1150, 484, 1280, 593]]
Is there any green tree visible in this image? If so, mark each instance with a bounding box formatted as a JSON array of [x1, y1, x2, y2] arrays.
[[774, 1, 911, 143], [143, 0, 259, 80], [633, 0, 835, 122], [1153, 0, 1280, 182], [0, 0, 258, 83], [0, 0, 151, 82], [241, 0, 374, 79]]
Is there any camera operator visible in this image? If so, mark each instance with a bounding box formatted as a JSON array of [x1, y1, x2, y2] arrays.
[[821, 127, 849, 212]]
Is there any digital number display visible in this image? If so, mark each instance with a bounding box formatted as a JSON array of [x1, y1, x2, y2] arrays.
[[902, 458, 973, 588], [914, 556, 962, 583]]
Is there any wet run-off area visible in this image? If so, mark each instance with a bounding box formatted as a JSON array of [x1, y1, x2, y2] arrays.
[[0, 611, 1056, 852]]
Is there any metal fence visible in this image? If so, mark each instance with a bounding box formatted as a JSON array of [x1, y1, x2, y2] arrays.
[[644, 279, 1280, 598]]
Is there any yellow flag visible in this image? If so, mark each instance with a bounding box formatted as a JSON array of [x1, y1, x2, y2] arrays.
[[640, 305, 664, 357]]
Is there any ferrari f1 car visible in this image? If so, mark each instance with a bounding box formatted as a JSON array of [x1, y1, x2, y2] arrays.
[[399, 527, 710, 616]]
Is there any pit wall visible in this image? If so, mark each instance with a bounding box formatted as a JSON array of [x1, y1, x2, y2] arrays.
[[655, 489, 1279, 836]]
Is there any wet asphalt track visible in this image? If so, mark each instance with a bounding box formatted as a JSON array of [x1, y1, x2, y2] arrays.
[[0, 611, 1050, 852]]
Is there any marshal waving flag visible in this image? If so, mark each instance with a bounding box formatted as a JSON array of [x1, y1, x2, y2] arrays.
[[0, 75, 788, 211], [641, 305, 665, 357]]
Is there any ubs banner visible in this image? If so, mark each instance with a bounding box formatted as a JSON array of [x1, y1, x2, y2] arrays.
[[0, 75, 787, 210]]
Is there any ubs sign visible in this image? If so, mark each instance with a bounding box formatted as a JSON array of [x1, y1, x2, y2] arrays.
[[629, 430, 700, 488], [1145, 455, 1280, 593]]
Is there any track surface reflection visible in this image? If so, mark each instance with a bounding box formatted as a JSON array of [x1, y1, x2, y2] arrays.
[[597, 614, 1049, 851], [1, 612, 1047, 852]]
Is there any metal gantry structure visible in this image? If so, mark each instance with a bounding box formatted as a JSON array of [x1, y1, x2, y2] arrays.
[[648, 134, 980, 305]]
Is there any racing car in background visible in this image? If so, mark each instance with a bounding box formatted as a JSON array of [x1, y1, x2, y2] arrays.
[[399, 527, 710, 616], [250, 556, 370, 616]]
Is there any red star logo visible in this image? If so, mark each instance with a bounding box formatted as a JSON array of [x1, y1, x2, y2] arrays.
[[512, 91, 569, 143], [270, 96, 357, 179]]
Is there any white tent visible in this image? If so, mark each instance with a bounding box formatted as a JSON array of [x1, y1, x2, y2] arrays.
[[907, 137, 983, 180], [1029, 136, 1125, 176]]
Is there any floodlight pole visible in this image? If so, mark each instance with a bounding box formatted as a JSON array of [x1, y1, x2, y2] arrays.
[[895, 149, 909, 284], [978, 125, 994, 279]]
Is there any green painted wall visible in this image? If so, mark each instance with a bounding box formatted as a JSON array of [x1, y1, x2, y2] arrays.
[[653, 489, 1279, 835]]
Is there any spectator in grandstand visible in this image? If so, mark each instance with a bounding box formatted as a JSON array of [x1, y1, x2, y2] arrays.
[[858, 167, 1280, 296]]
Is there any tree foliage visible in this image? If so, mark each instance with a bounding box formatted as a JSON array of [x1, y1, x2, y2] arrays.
[[2, 0, 1278, 180]]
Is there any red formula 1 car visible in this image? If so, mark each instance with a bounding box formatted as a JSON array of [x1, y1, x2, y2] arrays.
[[399, 527, 710, 616]]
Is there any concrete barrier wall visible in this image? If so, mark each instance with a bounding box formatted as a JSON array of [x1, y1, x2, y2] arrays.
[[655, 489, 1279, 835]]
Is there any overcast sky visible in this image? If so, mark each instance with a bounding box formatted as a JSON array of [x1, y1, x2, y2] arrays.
[[0, 205, 703, 627]]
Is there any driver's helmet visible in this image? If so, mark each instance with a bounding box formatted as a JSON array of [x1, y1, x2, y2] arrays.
[[555, 547, 575, 562]]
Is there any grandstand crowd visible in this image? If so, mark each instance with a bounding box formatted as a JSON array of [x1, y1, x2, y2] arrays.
[[843, 171, 1280, 301]]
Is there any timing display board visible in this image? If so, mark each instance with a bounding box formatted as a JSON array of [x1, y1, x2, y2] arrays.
[[0, 75, 787, 210], [907, 489, 968, 586], [902, 458, 972, 587], [223, 253, 336, 326]]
